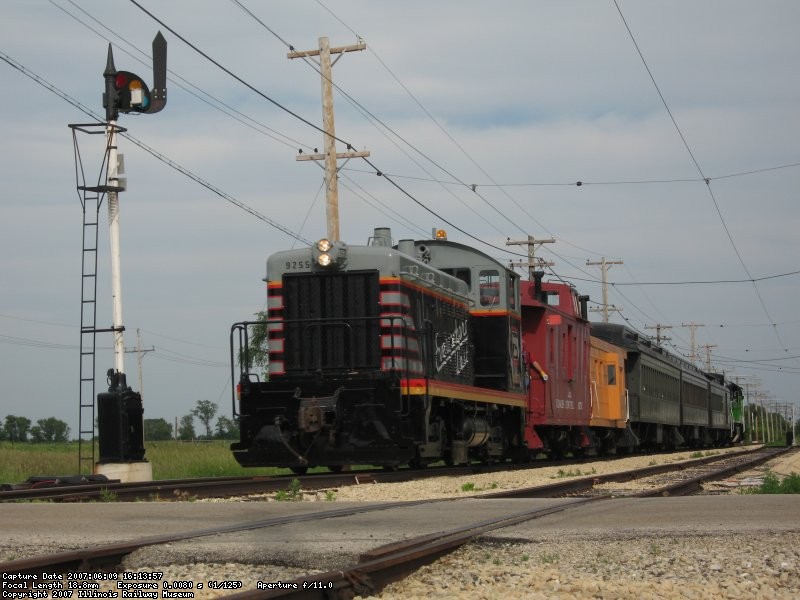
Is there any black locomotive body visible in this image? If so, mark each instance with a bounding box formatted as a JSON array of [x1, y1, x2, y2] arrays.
[[231, 228, 527, 471]]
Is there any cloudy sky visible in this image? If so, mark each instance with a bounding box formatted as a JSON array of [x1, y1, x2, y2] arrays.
[[1, 1, 798, 438]]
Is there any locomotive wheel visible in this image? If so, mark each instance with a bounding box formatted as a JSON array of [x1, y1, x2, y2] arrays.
[[327, 465, 344, 473], [290, 466, 308, 475]]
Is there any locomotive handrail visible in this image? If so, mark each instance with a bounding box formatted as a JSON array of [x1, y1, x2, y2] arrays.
[[400, 266, 474, 306], [230, 314, 417, 417]]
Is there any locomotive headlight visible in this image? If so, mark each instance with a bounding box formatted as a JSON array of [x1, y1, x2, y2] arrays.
[[312, 239, 347, 269]]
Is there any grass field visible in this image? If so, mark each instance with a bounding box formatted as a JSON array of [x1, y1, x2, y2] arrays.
[[0, 440, 284, 483]]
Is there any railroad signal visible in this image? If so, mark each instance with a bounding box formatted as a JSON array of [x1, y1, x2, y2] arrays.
[[112, 71, 151, 112], [102, 31, 167, 121]]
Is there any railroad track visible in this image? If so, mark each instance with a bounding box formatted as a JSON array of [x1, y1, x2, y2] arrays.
[[1, 444, 792, 597], [482, 444, 791, 499], [0, 445, 768, 503], [221, 445, 796, 599], [0, 463, 511, 503]]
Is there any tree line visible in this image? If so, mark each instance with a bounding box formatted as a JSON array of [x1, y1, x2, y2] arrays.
[[1, 400, 238, 443], [146, 400, 239, 441], [1, 415, 70, 443]]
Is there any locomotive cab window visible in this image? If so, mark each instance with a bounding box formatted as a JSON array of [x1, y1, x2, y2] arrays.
[[507, 274, 518, 310], [441, 267, 472, 287], [479, 270, 500, 307]]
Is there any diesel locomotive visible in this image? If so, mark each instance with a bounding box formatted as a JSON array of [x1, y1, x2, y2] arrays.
[[230, 227, 742, 471]]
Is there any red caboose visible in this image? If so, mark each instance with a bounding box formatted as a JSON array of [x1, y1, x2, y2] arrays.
[[520, 272, 592, 457]]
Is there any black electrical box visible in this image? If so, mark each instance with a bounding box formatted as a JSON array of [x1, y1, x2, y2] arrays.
[[97, 389, 145, 463]]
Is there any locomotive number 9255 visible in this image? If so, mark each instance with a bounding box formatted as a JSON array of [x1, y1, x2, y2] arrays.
[[285, 260, 312, 270]]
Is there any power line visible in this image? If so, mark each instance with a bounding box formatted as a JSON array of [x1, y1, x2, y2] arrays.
[[127, 0, 355, 153], [339, 160, 800, 188], [231, 0, 517, 241], [613, 0, 794, 363], [128, 0, 535, 261], [53, 0, 311, 152], [0, 49, 312, 246]]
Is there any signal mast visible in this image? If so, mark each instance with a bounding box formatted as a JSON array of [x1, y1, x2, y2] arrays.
[[72, 33, 166, 480]]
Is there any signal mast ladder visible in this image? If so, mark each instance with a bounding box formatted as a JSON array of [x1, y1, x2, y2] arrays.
[[69, 122, 126, 474]]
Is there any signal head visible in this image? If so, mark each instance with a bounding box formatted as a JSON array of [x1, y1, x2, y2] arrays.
[[113, 70, 151, 113]]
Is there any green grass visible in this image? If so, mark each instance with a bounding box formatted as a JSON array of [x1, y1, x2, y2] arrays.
[[0, 442, 86, 483], [551, 467, 597, 479], [0, 440, 287, 483], [273, 478, 303, 501], [743, 470, 800, 494]]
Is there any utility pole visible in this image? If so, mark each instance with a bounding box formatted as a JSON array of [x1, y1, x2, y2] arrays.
[[586, 257, 623, 322], [645, 323, 673, 347], [732, 374, 756, 439], [680, 322, 705, 363], [289, 37, 369, 241], [124, 329, 154, 400], [700, 343, 717, 372], [506, 235, 555, 279]]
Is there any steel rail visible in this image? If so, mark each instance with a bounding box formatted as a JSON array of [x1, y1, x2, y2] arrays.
[[0, 499, 447, 578], [0, 461, 540, 503], [1, 446, 789, 586], [218, 446, 797, 599], [222, 498, 599, 600], [633, 445, 794, 497], [472, 443, 783, 498], [2, 446, 765, 503]]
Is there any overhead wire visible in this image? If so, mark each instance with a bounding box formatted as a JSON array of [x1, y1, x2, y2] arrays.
[[237, 0, 607, 261], [16, 3, 795, 383], [338, 160, 800, 188], [53, 0, 357, 249], [613, 0, 794, 362], [306, 1, 622, 276], [54, 0, 312, 152], [129, 0, 535, 260], [228, 0, 512, 241], [245, 0, 798, 376], [310, 0, 551, 238], [0, 49, 313, 246], [562, 268, 800, 286]]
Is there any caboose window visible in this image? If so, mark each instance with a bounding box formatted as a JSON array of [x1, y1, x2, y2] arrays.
[[607, 364, 616, 385], [479, 270, 500, 307]]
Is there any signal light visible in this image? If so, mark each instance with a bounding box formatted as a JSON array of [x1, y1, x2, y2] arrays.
[[102, 34, 167, 121], [113, 70, 151, 113]]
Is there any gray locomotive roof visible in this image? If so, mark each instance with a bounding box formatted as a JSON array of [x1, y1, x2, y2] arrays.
[[413, 238, 512, 272], [265, 241, 469, 298]]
